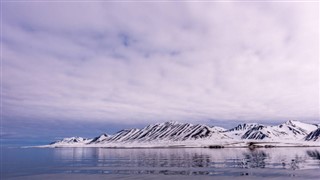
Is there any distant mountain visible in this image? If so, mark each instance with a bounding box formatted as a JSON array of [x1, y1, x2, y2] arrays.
[[50, 137, 92, 145], [45, 120, 320, 148], [241, 120, 318, 140]]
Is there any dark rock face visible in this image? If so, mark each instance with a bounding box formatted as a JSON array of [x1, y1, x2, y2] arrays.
[[305, 128, 320, 141], [242, 129, 268, 140], [227, 123, 261, 132]]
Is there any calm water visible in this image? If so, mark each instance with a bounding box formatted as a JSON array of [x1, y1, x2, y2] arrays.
[[2, 147, 320, 179]]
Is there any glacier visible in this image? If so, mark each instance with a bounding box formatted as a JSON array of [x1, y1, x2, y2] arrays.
[[40, 120, 320, 148]]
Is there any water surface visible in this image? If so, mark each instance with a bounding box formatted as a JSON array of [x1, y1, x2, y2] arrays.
[[2, 147, 320, 179]]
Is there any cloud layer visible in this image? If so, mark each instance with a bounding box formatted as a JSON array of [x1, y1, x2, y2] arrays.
[[3, 2, 319, 126]]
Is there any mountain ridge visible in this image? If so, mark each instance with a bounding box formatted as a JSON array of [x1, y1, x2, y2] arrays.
[[46, 120, 320, 148]]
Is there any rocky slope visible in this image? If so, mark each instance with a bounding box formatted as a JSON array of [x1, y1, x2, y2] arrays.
[[305, 128, 320, 141]]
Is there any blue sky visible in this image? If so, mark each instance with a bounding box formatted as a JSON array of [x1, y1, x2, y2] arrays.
[[2, 1, 319, 146]]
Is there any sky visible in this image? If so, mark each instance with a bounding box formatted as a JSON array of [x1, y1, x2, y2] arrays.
[[1, 1, 319, 146]]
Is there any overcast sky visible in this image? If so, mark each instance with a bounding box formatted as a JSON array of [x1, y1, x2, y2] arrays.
[[2, 1, 319, 145]]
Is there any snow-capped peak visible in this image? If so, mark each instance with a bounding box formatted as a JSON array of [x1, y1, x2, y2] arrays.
[[240, 120, 318, 141], [283, 120, 318, 133]]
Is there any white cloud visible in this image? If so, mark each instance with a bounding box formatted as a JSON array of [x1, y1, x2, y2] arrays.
[[3, 2, 319, 125]]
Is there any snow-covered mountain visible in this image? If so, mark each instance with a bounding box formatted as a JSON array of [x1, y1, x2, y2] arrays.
[[240, 120, 318, 141], [93, 121, 229, 143], [50, 137, 92, 145], [45, 120, 320, 148]]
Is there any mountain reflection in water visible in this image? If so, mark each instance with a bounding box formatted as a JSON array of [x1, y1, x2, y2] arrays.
[[52, 148, 320, 171], [3, 147, 320, 179]]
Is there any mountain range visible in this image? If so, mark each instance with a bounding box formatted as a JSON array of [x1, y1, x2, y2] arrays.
[[45, 120, 320, 148]]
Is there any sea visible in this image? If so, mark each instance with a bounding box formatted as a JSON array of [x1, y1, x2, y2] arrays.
[[2, 147, 320, 179]]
